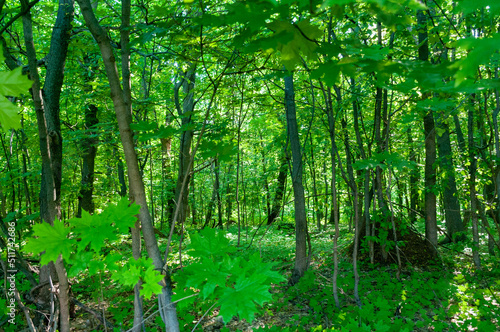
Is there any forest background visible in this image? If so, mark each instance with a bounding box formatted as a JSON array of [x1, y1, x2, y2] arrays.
[[0, 0, 500, 331]]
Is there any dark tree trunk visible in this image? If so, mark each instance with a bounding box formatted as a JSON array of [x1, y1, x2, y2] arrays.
[[77, 104, 99, 217], [284, 73, 308, 285], [417, 7, 438, 256], [114, 147, 127, 197], [468, 95, 481, 268], [22, 0, 74, 329], [435, 111, 464, 242], [407, 129, 419, 223], [267, 154, 287, 225], [172, 65, 195, 231], [204, 159, 219, 228]]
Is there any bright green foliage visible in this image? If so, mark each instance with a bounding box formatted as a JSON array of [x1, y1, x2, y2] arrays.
[[24, 197, 163, 299], [0, 45, 32, 131], [263, 20, 322, 70], [112, 258, 164, 299], [173, 228, 285, 324], [24, 218, 75, 265], [451, 34, 500, 86], [188, 227, 237, 258]]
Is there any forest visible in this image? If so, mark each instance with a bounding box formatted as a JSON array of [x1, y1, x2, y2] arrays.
[[1, 0, 500, 330]]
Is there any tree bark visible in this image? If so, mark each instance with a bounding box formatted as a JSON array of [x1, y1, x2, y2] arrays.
[[267, 154, 287, 225], [22, 0, 74, 329], [284, 73, 308, 285], [77, 104, 98, 217], [172, 65, 196, 231], [417, 6, 438, 256], [468, 95, 481, 268], [75, 0, 180, 330], [435, 111, 464, 242]]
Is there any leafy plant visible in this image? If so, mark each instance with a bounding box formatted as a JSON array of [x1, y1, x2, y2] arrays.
[[0, 45, 32, 132], [24, 197, 163, 299], [173, 227, 285, 324]]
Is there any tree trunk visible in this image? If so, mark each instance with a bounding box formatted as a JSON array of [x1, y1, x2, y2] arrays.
[[77, 104, 98, 217], [172, 65, 196, 231], [407, 129, 419, 223], [75, 0, 180, 329], [22, 0, 74, 329], [284, 73, 308, 285], [267, 154, 287, 225], [468, 95, 481, 268], [417, 7, 438, 256], [435, 110, 464, 242]]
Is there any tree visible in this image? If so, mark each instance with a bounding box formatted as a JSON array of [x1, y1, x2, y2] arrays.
[[75, 0, 180, 329], [284, 73, 308, 285]]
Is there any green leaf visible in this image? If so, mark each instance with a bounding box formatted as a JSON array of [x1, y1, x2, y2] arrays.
[[244, 253, 285, 284], [185, 260, 228, 299], [105, 196, 140, 233], [259, 19, 321, 70], [112, 260, 142, 287], [24, 218, 74, 265], [450, 34, 500, 86], [454, 0, 500, 15], [189, 228, 236, 259], [72, 211, 116, 252], [218, 273, 273, 323], [67, 250, 93, 277], [0, 95, 21, 131], [140, 265, 164, 299], [0, 67, 33, 97]]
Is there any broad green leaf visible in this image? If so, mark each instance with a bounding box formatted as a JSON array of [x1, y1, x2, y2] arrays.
[[140, 265, 164, 299], [185, 261, 228, 299], [451, 34, 500, 86], [67, 250, 93, 277], [261, 19, 322, 70], [189, 228, 236, 259], [88, 259, 105, 275], [0, 67, 33, 97], [24, 218, 74, 265], [106, 196, 140, 233], [0, 96, 21, 131], [244, 253, 285, 284], [454, 0, 500, 15], [112, 261, 142, 286], [72, 211, 116, 252], [218, 273, 273, 323]]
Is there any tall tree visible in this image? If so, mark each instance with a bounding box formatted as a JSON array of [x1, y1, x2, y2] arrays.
[[75, 0, 180, 330], [284, 73, 308, 285], [418, 6, 438, 256], [171, 64, 196, 231], [77, 104, 98, 217], [21, 0, 74, 329]]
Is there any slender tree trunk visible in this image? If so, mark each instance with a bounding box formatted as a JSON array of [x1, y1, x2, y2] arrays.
[[22, 0, 74, 329], [172, 65, 195, 231], [267, 154, 287, 225], [493, 67, 500, 253], [435, 110, 464, 242], [119, 0, 144, 329], [417, 7, 438, 256], [204, 160, 218, 228], [75, 1, 180, 329], [77, 104, 98, 217], [284, 73, 308, 285], [468, 95, 481, 268], [407, 129, 419, 223]]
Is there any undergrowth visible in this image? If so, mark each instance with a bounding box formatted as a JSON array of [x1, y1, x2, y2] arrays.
[[7, 220, 500, 331]]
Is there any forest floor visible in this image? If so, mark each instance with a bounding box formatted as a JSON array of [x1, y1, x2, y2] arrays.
[[67, 224, 499, 332]]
